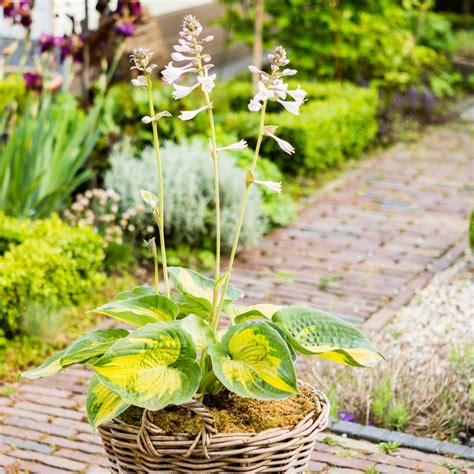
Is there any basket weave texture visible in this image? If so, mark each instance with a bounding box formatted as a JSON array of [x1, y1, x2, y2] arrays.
[[98, 384, 329, 473]]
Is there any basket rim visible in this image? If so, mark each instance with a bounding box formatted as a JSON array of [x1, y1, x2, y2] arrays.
[[100, 381, 329, 440]]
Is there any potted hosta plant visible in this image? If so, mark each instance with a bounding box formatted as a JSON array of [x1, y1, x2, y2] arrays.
[[22, 15, 383, 473]]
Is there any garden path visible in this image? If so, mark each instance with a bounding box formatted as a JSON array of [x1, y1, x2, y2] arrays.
[[1, 120, 473, 473]]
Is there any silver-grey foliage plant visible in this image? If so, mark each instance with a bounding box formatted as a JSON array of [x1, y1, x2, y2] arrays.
[[105, 138, 266, 249]]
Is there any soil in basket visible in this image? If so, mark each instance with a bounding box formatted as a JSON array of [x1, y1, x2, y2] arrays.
[[119, 386, 317, 435]]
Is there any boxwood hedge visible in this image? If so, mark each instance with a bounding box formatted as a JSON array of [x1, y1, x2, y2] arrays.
[[0, 213, 105, 342]]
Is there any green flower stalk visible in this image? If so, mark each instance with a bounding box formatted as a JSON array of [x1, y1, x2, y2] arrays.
[[130, 47, 170, 297]]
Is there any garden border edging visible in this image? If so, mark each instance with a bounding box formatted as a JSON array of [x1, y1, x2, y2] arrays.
[[329, 418, 474, 460]]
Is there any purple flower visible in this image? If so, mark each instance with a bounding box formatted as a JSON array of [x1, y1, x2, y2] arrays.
[[130, 0, 141, 16], [39, 33, 61, 53], [23, 71, 42, 91], [338, 412, 355, 422], [2, 4, 16, 18], [116, 22, 136, 37]]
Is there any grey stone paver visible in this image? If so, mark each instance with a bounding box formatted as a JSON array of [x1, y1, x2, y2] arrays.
[[1, 121, 473, 472]]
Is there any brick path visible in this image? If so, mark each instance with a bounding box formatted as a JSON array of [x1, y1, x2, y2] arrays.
[[1, 121, 473, 473]]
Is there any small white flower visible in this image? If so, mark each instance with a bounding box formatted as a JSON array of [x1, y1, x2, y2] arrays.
[[287, 86, 307, 102], [171, 52, 193, 62], [263, 127, 295, 155], [197, 73, 216, 93], [141, 115, 157, 124], [248, 98, 262, 112], [173, 44, 194, 54], [248, 65, 265, 74], [172, 82, 200, 99], [254, 180, 282, 194], [131, 75, 147, 88], [255, 81, 275, 101], [141, 190, 159, 210], [282, 68, 297, 76], [278, 99, 303, 115], [217, 139, 248, 152], [178, 103, 212, 121], [201, 35, 214, 42], [161, 62, 196, 84]]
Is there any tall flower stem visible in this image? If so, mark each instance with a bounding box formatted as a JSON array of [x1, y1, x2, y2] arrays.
[[211, 101, 268, 332], [145, 74, 170, 298], [195, 47, 221, 325]]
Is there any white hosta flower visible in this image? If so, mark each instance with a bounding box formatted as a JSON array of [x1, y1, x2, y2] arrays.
[[197, 73, 216, 93], [282, 68, 297, 76], [172, 82, 200, 99], [248, 98, 262, 112], [173, 43, 195, 54], [287, 86, 307, 102], [263, 127, 295, 155], [131, 75, 147, 88], [216, 139, 248, 152], [141, 115, 157, 124], [201, 35, 214, 42], [255, 179, 282, 194], [171, 52, 193, 62], [278, 99, 303, 116], [255, 81, 275, 101], [178, 103, 212, 121], [162, 62, 196, 84]]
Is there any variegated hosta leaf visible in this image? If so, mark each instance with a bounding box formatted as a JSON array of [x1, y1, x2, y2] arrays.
[[21, 349, 67, 379], [169, 267, 243, 315], [86, 375, 129, 429], [111, 286, 155, 301], [208, 321, 298, 400], [273, 306, 384, 367], [92, 293, 179, 327], [22, 329, 129, 380], [178, 314, 215, 351], [61, 329, 129, 366], [224, 303, 284, 324], [172, 293, 211, 319], [93, 322, 201, 411]]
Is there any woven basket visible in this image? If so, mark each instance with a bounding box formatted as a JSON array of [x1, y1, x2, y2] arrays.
[[98, 384, 329, 473]]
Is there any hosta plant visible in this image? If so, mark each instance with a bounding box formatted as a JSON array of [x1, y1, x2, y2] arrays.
[[22, 15, 383, 430]]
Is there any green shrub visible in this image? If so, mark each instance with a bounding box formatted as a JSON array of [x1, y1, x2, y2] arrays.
[[0, 75, 26, 112], [218, 81, 378, 174], [0, 213, 105, 341]]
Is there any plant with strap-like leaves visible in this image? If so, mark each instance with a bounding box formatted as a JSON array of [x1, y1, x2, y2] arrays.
[[22, 15, 383, 429]]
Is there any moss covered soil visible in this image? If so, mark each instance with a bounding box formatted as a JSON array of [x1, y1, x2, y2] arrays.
[[119, 386, 317, 435]]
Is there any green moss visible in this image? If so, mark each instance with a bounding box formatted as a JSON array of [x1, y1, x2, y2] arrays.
[[119, 386, 317, 435]]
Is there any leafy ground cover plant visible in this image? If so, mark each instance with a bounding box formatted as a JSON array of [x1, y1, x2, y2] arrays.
[[22, 16, 383, 430]]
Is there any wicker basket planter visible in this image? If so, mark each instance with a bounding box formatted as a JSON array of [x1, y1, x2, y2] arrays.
[[98, 384, 330, 473]]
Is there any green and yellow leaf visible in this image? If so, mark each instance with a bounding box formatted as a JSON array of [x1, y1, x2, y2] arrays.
[[92, 294, 179, 327], [208, 321, 298, 400], [93, 322, 201, 410], [111, 286, 155, 302], [61, 329, 129, 366], [178, 314, 215, 351], [86, 375, 129, 430], [21, 349, 67, 379], [169, 267, 243, 314], [273, 306, 384, 367], [224, 303, 284, 324]]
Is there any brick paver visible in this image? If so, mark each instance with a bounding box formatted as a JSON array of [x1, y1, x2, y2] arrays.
[[1, 121, 473, 472]]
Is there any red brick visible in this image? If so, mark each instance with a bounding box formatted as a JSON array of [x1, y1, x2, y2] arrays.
[[42, 435, 105, 454], [312, 452, 375, 470], [7, 449, 86, 471], [6, 416, 76, 437], [368, 453, 450, 473], [13, 401, 84, 420], [55, 448, 109, 467]]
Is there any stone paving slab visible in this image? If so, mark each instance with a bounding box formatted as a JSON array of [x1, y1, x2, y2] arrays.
[[1, 122, 473, 472]]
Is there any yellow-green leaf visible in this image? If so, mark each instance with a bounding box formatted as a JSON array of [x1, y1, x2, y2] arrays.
[[224, 303, 284, 323], [93, 322, 201, 410], [86, 375, 129, 429], [92, 294, 178, 327], [169, 267, 243, 315], [61, 329, 129, 366], [21, 349, 67, 379], [208, 321, 298, 400], [273, 306, 384, 367], [178, 314, 215, 351]]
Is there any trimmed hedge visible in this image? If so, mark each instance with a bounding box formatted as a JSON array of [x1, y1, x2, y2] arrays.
[[0, 213, 105, 341], [215, 81, 379, 174]]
